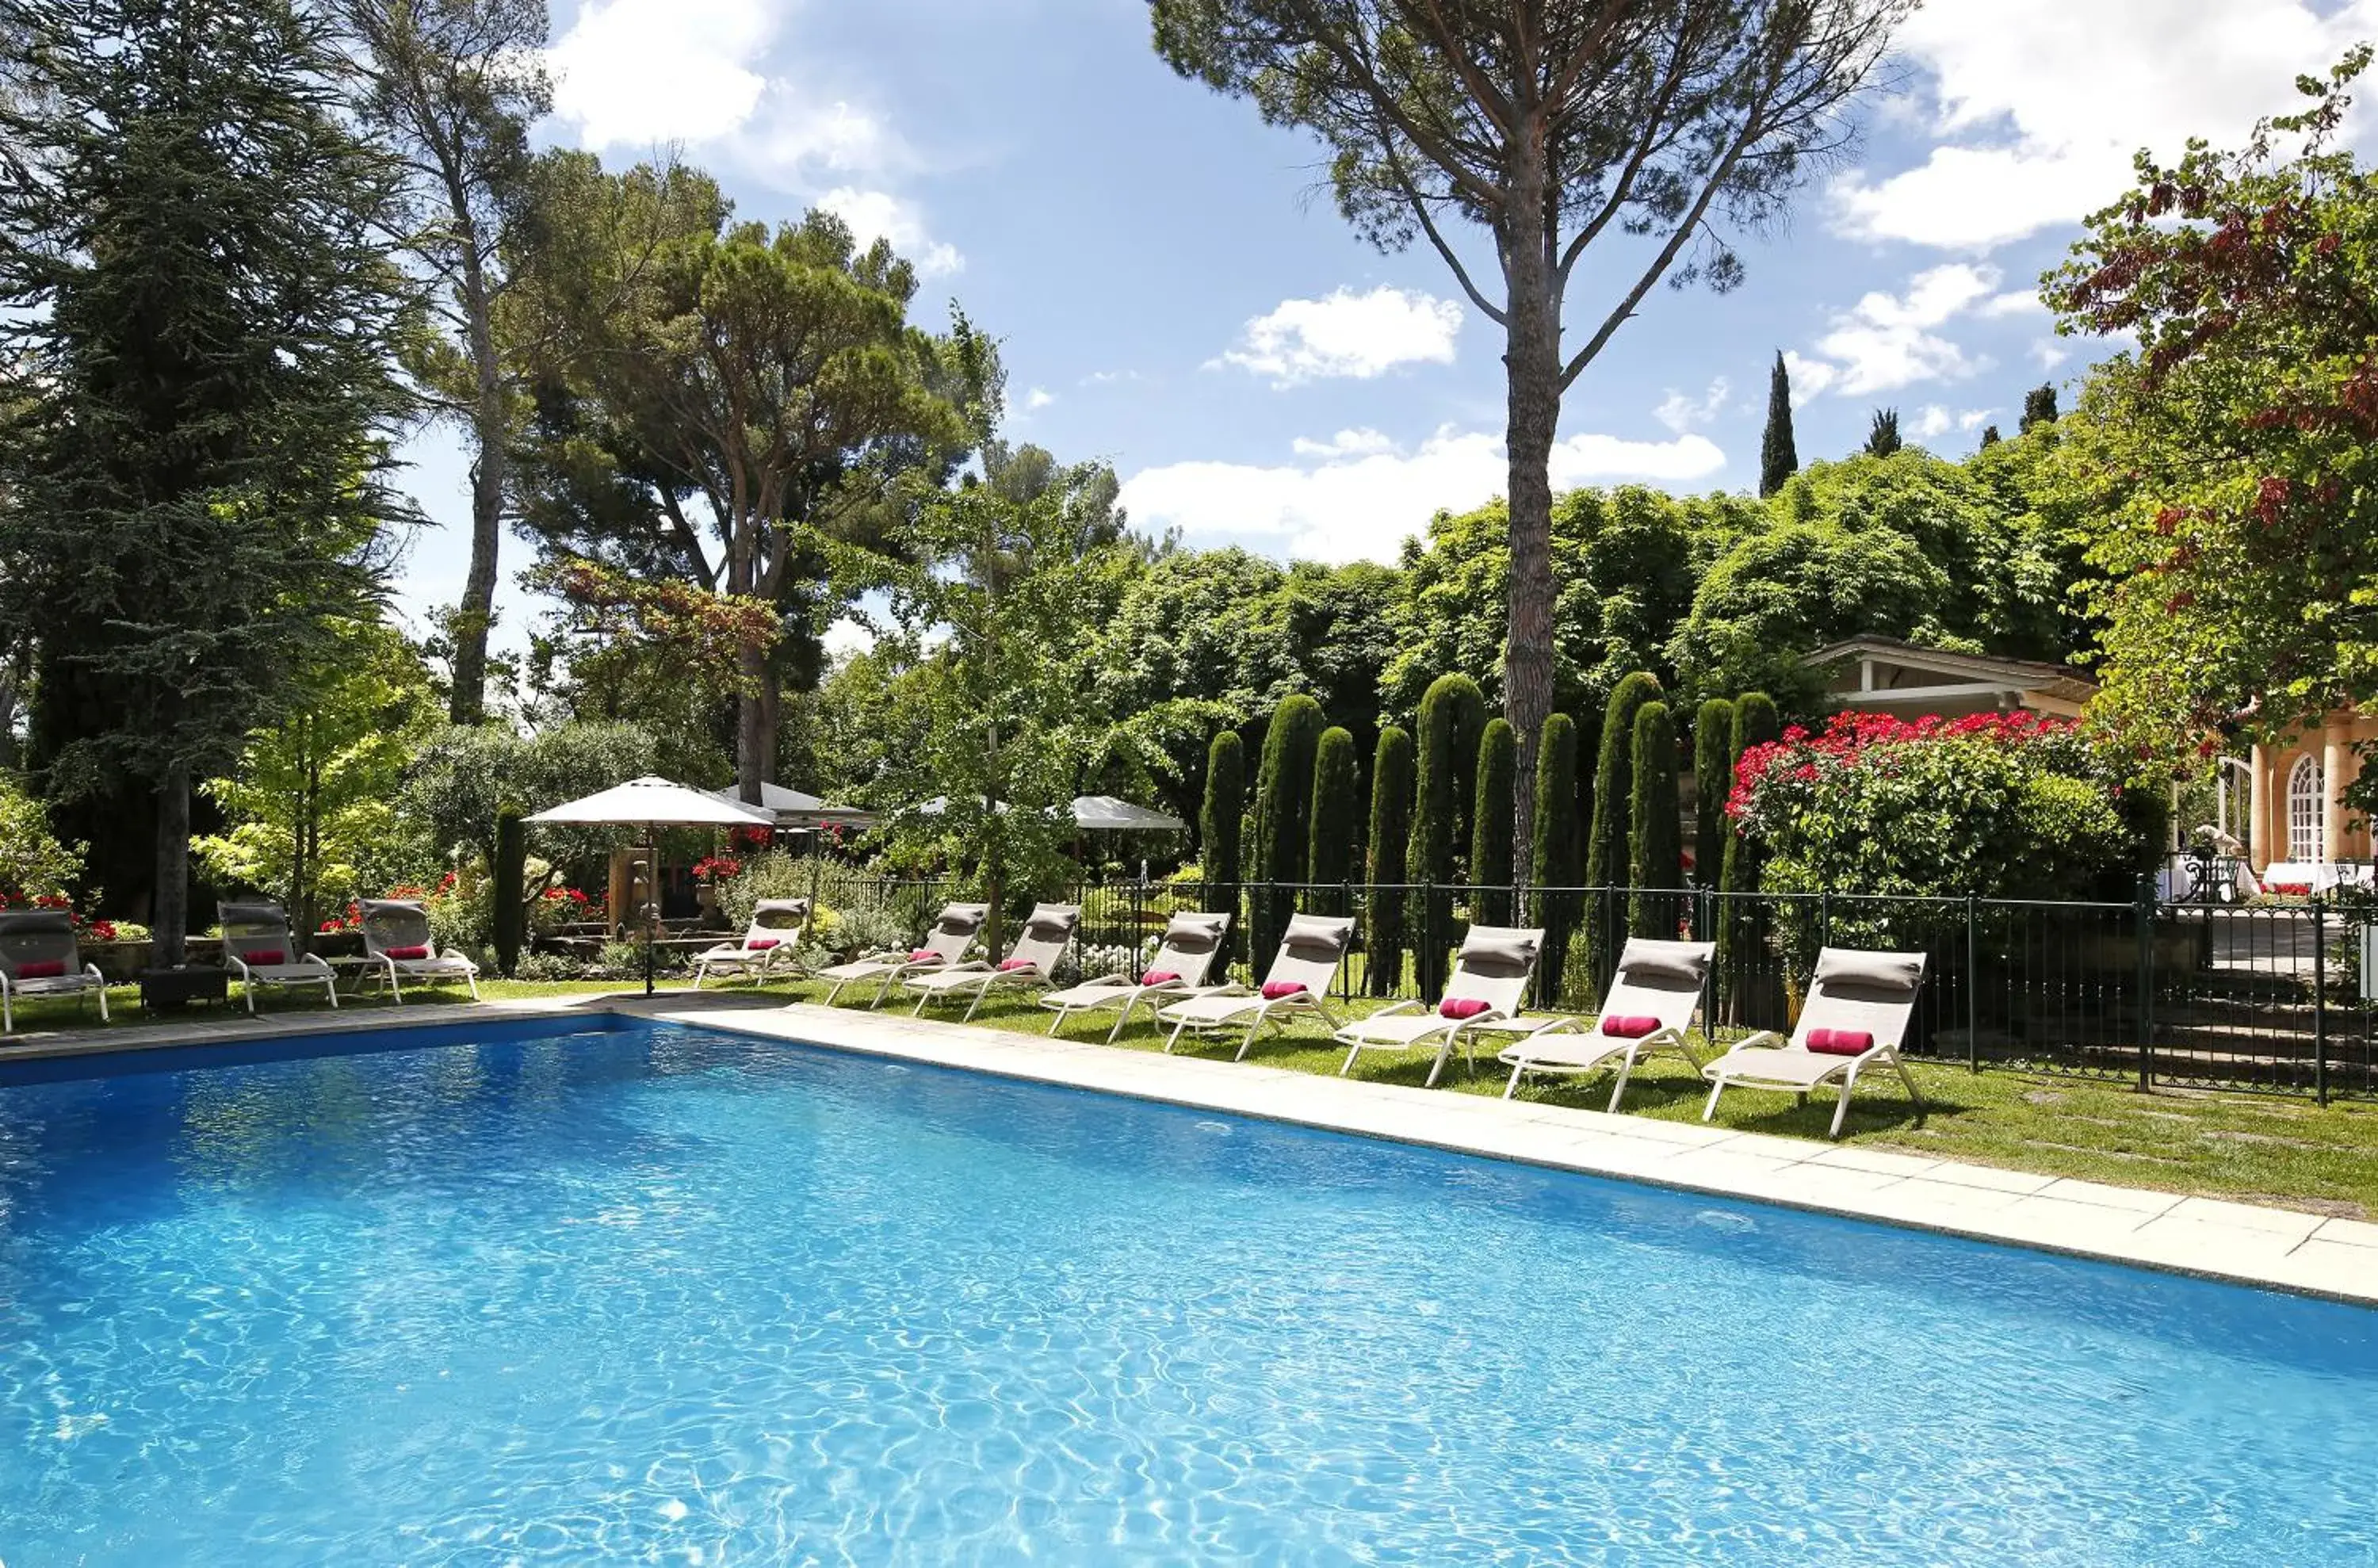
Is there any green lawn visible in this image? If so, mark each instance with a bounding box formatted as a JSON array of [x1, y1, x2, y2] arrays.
[[10, 972, 2378, 1220]]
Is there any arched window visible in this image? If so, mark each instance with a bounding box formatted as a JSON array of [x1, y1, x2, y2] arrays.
[[2288, 753, 2325, 863]]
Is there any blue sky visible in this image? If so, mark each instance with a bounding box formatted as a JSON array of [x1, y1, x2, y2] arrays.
[[390, 0, 2378, 656]]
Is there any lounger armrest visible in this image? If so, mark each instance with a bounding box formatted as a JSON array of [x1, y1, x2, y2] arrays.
[[1367, 1000, 1422, 1019], [1082, 970, 1131, 987], [1723, 1029, 1787, 1054]]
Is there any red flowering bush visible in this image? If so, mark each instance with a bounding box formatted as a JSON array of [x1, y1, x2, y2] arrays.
[[691, 855, 743, 885]]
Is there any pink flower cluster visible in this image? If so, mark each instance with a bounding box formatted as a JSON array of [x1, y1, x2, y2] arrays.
[[1729, 709, 2079, 820]]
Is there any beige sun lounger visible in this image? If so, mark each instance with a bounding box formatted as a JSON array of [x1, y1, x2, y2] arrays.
[[1496, 937, 1712, 1109], [692, 897, 810, 988], [1041, 910, 1232, 1041], [0, 909, 109, 1033], [815, 902, 988, 1007], [1333, 926, 1546, 1088], [904, 903, 1082, 1020], [1155, 913, 1352, 1060], [1700, 947, 1929, 1138], [220, 901, 339, 1013], [358, 899, 480, 1002]]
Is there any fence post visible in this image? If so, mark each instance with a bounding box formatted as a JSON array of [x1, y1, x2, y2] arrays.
[[1965, 893, 1978, 1073], [2314, 895, 2330, 1107], [1130, 871, 1145, 974], [1420, 878, 1436, 1000], [1342, 878, 1355, 1001], [2135, 872, 2154, 1092]]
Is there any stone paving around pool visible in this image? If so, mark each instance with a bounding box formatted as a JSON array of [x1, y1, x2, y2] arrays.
[[6, 991, 2375, 1307]]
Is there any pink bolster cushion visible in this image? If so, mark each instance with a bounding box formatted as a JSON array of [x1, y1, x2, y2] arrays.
[[15, 960, 65, 979], [1259, 981, 1306, 1000], [1141, 969, 1179, 986], [908, 948, 939, 963], [385, 945, 430, 962], [242, 950, 288, 966], [1806, 1027, 1874, 1056], [997, 958, 1034, 972], [745, 939, 779, 951], [1598, 1014, 1661, 1038], [1439, 996, 1492, 1020]]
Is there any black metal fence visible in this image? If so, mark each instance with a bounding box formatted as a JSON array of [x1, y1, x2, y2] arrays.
[[803, 873, 2378, 1103]]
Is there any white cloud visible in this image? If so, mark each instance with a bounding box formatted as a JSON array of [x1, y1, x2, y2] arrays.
[[823, 618, 876, 660], [1654, 377, 1732, 434], [1831, 0, 2378, 249], [1217, 287, 1463, 387], [1121, 424, 1725, 564], [818, 188, 965, 277], [1795, 263, 2008, 396], [549, 0, 774, 149], [1021, 387, 1057, 413], [2032, 339, 2070, 370]]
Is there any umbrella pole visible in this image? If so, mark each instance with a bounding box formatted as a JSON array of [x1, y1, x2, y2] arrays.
[[644, 820, 656, 998]]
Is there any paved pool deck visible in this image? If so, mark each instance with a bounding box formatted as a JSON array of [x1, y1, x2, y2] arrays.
[[6, 992, 2376, 1307]]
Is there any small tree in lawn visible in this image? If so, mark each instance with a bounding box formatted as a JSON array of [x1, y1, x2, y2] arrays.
[[1252, 694, 1324, 962], [1760, 351, 1799, 498], [1201, 729, 1245, 971], [1719, 690, 1781, 1022], [1408, 673, 1485, 996], [1582, 671, 1661, 992], [1364, 725, 1413, 996], [1694, 698, 1737, 887], [1628, 701, 1684, 937], [1470, 717, 1517, 925], [1527, 712, 1580, 1006], [1308, 724, 1360, 912], [1864, 407, 1902, 457]]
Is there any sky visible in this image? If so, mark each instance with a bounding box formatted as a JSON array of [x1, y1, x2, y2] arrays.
[[388, 0, 2378, 660]]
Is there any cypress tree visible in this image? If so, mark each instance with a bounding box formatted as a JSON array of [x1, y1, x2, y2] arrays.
[[2020, 383, 2059, 433], [1718, 691, 1781, 1021], [1978, 424, 2002, 448], [1253, 694, 1324, 962], [1758, 350, 1799, 498], [1692, 698, 1735, 888], [1364, 725, 1414, 996], [1470, 717, 1516, 924], [0, 0, 412, 962], [1527, 712, 1580, 1006], [1628, 701, 1683, 937], [493, 808, 526, 977], [1200, 731, 1245, 971], [1581, 671, 1660, 991], [1408, 673, 1485, 995], [1864, 407, 1902, 457], [1307, 725, 1360, 909]]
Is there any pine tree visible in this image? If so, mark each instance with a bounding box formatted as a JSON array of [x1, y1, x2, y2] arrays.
[[1253, 694, 1323, 962], [1408, 672, 1485, 996], [1470, 717, 1516, 924], [1627, 701, 1682, 937], [1581, 671, 1660, 991], [1692, 697, 1735, 887], [1527, 711, 1580, 1006], [1978, 424, 2002, 448], [0, 0, 412, 962], [1718, 691, 1781, 1021], [1364, 725, 1414, 996], [1758, 350, 1799, 498], [1200, 730, 1245, 971], [1307, 725, 1360, 908], [1864, 407, 1902, 457], [2020, 383, 2059, 433]]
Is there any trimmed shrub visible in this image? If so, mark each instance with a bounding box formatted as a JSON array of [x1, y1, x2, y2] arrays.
[[1364, 725, 1414, 996], [1253, 695, 1324, 962], [1718, 691, 1780, 1022], [1200, 730, 1245, 972], [1628, 701, 1683, 937], [1308, 725, 1360, 910], [1692, 698, 1735, 888], [1581, 671, 1660, 991], [1527, 712, 1579, 1006], [1470, 717, 1516, 924], [492, 809, 526, 977], [1408, 673, 1485, 996]]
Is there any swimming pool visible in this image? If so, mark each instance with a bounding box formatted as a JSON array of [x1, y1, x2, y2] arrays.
[[1, 1016, 2372, 1565]]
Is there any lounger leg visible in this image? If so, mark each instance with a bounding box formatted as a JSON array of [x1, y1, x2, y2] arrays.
[[1608, 1048, 1639, 1114], [1234, 1007, 1272, 1061], [1891, 1052, 1926, 1113], [1829, 1063, 1862, 1138], [1340, 1038, 1362, 1077], [1503, 1062, 1524, 1099], [2, 985, 10, 1034], [962, 987, 988, 1023], [96, 985, 107, 1024], [1424, 1036, 1454, 1089], [1165, 1018, 1190, 1054], [912, 989, 929, 1015], [465, 973, 479, 1001], [1103, 1002, 1134, 1046], [1701, 1078, 1725, 1122]]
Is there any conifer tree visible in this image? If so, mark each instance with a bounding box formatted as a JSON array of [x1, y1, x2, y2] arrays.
[[1978, 424, 2002, 448], [1758, 350, 1799, 498], [1470, 717, 1516, 924], [1408, 673, 1485, 995], [1200, 730, 1244, 970], [1718, 691, 1781, 1019], [1252, 694, 1323, 961], [1364, 725, 1414, 996], [0, 0, 413, 961], [1864, 407, 1902, 457], [1581, 671, 1660, 990], [1693, 697, 1736, 887], [1527, 712, 1579, 1005], [1307, 725, 1359, 908], [2020, 383, 2059, 433], [1628, 700, 1683, 936]]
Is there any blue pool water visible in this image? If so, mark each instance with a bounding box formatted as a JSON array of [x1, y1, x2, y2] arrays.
[[2, 1019, 2375, 1565]]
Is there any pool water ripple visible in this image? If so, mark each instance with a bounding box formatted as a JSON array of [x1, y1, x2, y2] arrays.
[[0, 1020, 2374, 1565]]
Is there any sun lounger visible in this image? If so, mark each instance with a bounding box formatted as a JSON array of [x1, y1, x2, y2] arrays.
[[904, 903, 1082, 1020], [1041, 910, 1232, 1041], [0, 909, 108, 1033], [1333, 925, 1546, 1087], [1155, 913, 1351, 1060], [357, 898, 481, 1002], [1495, 937, 1712, 1109], [692, 897, 810, 988], [219, 901, 339, 1013], [815, 902, 988, 1007], [1700, 947, 1929, 1137]]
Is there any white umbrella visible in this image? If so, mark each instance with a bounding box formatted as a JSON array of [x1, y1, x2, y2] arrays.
[[704, 782, 878, 830], [527, 778, 774, 995], [1069, 795, 1185, 832]]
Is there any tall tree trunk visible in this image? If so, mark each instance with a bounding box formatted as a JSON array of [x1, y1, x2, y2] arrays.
[[1501, 145, 1561, 877], [736, 641, 767, 805], [446, 228, 505, 725], [154, 765, 190, 967]]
